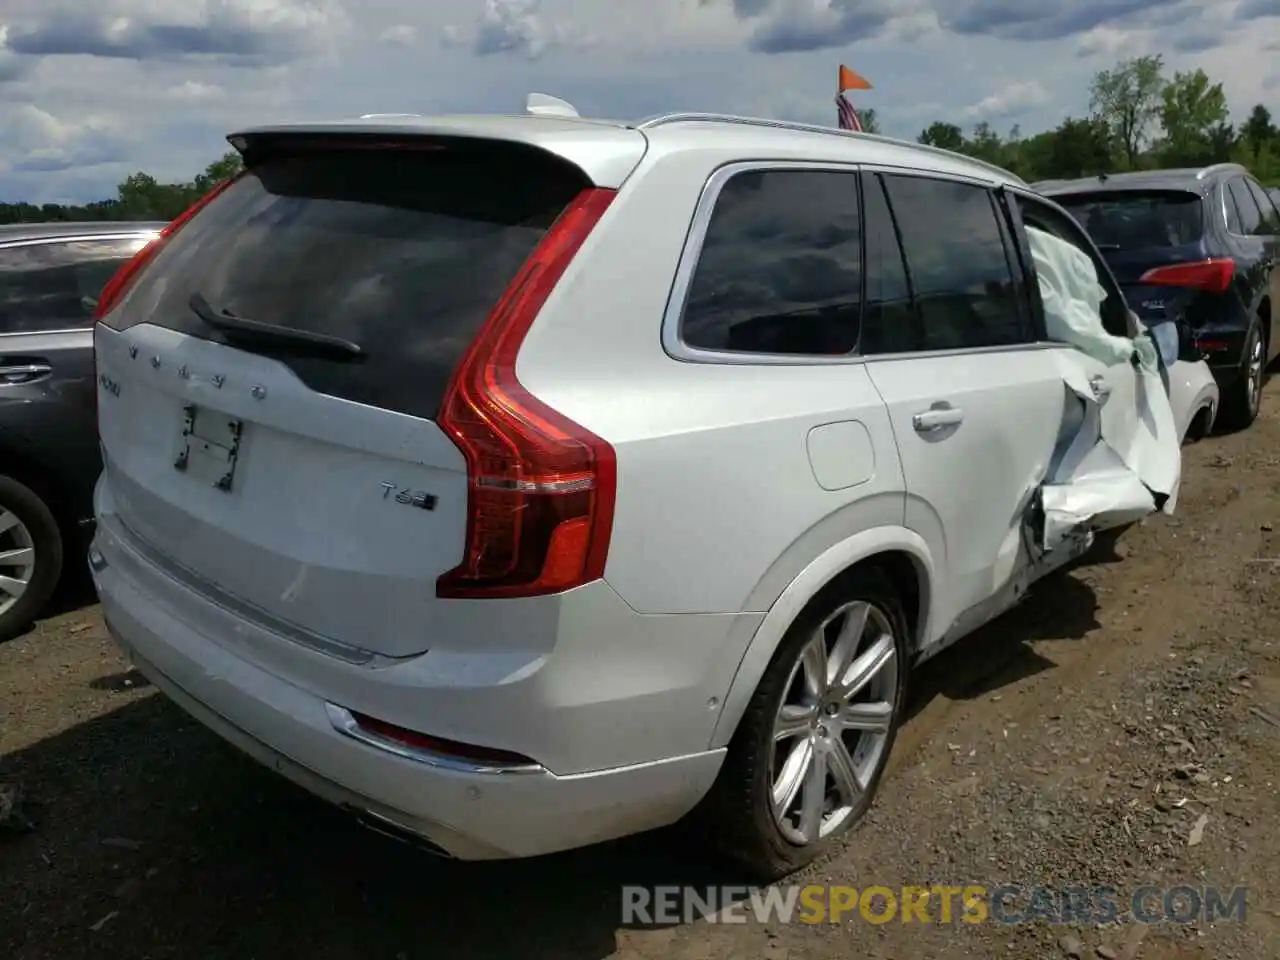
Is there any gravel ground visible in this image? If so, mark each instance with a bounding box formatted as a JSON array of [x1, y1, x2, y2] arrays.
[[3, 395, 1280, 960]]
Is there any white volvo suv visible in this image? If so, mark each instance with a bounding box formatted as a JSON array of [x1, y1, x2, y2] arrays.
[[89, 103, 1217, 880]]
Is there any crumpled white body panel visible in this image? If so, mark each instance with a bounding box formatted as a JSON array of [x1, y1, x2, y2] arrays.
[[1026, 226, 1183, 550]]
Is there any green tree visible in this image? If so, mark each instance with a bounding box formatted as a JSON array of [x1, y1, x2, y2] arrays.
[[918, 122, 965, 151], [1090, 54, 1165, 168], [963, 122, 1005, 165], [192, 151, 245, 192], [857, 107, 881, 135], [1158, 68, 1230, 166], [1241, 104, 1276, 159], [1022, 117, 1114, 180]]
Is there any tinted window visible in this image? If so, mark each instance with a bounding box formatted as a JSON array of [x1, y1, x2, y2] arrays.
[[1054, 191, 1203, 249], [1228, 178, 1262, 235], [1223, 185, 1244, 234], [881, 174, 1026, 351], [859, 173, 917, 355], [109, 145, 587, 421], [1017, 196, 1131, 339], [0, 237, 146, 335], [1245, 178, 1279, 233], [680, 169, 862, 356]]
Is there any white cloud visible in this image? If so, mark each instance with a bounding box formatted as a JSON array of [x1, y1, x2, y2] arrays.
[[1, 105, 130, 174], [963, 80, 1050, 121], [379, 24, 417, 45], [162, 80, 227, 101], [440, 0, 593, 59], [0, 0, 1275, 203]]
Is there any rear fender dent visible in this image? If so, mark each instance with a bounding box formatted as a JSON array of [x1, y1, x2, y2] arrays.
[[706, 527, 935, 750]]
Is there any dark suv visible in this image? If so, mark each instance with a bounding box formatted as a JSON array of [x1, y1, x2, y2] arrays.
[[1035, 165, 1280, 430], [0, 221, 164, 640]]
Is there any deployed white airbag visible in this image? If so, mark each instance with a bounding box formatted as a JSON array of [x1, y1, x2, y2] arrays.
[[1025, 225, 1183, 550]]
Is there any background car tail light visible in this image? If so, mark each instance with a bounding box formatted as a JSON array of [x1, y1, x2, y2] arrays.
[[436, 187, 617, 600], [93, 174, 241, 322], [1138, 258, 1235, 294]]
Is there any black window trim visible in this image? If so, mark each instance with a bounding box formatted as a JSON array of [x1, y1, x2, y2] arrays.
[[0, 232, 160, 338], [868, 166, 1038, 355], [1003, 185, 1136, 345]]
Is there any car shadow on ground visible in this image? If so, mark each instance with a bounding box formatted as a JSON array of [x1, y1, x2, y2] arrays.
[[3, 557, 101, 646], [0, 568, 1103, 960], [904, 567, 1100, 719]]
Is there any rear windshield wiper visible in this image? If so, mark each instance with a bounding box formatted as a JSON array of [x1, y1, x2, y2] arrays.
[[188, 292, 365, 360]]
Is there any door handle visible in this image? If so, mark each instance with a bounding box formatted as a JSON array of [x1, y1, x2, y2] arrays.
[[912, 406, 964, 433], [1089, 375, 1112, 403], [0, 362, 52, 385]]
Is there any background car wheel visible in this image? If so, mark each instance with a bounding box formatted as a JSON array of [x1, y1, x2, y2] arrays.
[[1217, 323, 1264, 432], [703, 566, 911, 881], [0, 475, 64, 643]]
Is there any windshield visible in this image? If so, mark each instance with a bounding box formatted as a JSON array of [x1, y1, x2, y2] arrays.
[[1053, 190, 1203, 251]]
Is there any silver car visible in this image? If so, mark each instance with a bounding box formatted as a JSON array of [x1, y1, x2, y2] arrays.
[[90, 102, 1215, 879]]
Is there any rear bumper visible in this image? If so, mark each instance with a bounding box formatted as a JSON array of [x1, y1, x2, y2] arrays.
[[90, 498, 738, 860]]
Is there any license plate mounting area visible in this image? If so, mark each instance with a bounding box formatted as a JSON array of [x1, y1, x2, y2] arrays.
[[174, 403, 243, 492]]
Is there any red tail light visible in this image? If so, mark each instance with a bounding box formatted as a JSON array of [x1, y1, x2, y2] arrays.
[[347, 710, 536, 767], [94, 174, 241, 322], [1138, 258, 1234, 294], [436, 187, 617, 599]]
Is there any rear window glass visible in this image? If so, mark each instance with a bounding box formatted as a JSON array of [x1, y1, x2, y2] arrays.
[[1054, 191, 1203, 250], [112, 144, 587, 420]]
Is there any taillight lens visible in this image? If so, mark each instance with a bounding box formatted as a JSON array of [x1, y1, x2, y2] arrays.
[[93, 174, 242, 323], [436, 187, 617, 599], [347, 710, 537, 767], [1138, 258, 1235, 294]]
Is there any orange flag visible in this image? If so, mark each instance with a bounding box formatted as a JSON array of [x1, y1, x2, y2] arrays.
[[838, 64, 873, 92]]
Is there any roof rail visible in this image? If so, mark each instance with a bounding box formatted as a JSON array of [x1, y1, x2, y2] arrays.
[[1196, 162, 1245, 180], [359, 113, 424, 120], [636, 112, 1022, 183]]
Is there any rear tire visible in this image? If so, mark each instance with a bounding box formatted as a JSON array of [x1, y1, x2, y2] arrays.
[[1217, 323, 1264, 433], [0, 475, 64, 643], [701, 567, 910, 881]]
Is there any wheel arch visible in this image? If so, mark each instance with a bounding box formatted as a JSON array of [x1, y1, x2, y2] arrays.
[[707, 527, 935, 750], [0, 437, 76, 534]]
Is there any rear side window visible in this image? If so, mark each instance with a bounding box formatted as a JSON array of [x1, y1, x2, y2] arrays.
[[111, 144, 588, 420], [1245, 178, 1279, 234], [877, 174, 1027, 352], [1227, 178, 1262, 235], [679, 168, 862, 356], [0, 238, 145, 334], [1054, 191, 1203, 249]]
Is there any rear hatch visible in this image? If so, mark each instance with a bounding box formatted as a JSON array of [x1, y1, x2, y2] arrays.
[[94, 133, 615, 659], [1052, 188, 1209, 325]]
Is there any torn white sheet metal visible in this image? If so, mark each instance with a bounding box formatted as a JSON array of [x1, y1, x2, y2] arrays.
[[1026, 225, 1184, 550]]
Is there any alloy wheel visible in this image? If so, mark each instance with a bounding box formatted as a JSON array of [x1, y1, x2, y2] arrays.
[[0, 506, 36, 617], [769, 600, 899, 846], [1247, 330, 1264, 416]]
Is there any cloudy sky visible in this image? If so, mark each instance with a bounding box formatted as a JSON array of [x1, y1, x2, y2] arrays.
[[0, 0, 1278, 203]]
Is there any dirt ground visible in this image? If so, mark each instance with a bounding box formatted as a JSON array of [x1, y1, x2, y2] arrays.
[[3, 396, 1280, 960]]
